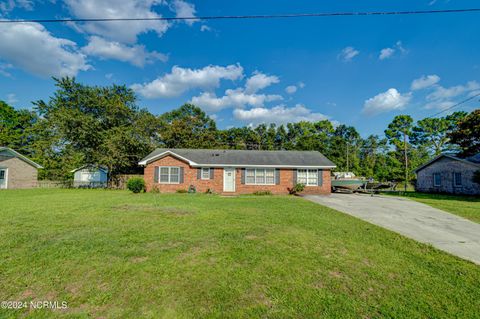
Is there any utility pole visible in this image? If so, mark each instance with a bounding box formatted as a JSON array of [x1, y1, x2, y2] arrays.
[[404, 130, 408, 192], [346, 142, 349, 172]]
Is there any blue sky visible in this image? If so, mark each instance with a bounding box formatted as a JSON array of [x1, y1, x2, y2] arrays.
[[1, 0, 479, 136]]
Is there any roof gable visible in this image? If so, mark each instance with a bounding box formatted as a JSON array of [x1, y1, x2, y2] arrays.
[[467, 153, 480, 164], [415, 154, 480, 172], [0, 147, 43, 169], [139, 148, 336, 168]]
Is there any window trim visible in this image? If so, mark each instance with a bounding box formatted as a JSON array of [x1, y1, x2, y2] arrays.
[[433, 173, 441, 187], [201, 167, 211, 180], [453, 172, 462, 187], [158, 166, 180, 184], [297, 169, 319, 186], [245, 168, 276, 185]]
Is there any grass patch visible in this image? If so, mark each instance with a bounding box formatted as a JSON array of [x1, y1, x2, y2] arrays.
[[385, 191, 480, 224], [113, 204, 196, 216], [0, 189, 479, 318]]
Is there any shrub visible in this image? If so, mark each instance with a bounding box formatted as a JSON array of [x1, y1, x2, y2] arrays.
[[473, 170, 480, 184], [176, 189, 188, 193], [188, 185, 197, 193], [127, 177, 145, 194], [253, 190, 272, 196], [289, 183, 305, 195], [205, 188, 215, 194], [150, 185, 160, 194]]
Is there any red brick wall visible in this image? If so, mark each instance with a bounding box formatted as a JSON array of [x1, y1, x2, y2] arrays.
[[144, 155, 331, 195]]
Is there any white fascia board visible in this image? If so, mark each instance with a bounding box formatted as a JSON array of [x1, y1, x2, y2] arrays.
[[1, 147, 43, 169], [190, 164, 336, 169], [138, 151, 197, 166]]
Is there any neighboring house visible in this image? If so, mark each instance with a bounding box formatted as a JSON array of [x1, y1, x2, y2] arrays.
[[138, 149, 336, 194], [0, 147, 43, 189], [71, 165, 109, 188], [415, 153, 480, 195]]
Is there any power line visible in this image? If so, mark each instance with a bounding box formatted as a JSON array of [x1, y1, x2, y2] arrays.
[[428, 92, 480, 118], [1, 8, 480, 24]]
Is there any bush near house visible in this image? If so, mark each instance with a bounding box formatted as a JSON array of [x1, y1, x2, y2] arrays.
[[289, 183, 306, 195], [253, 190, 272, 196], [126, 177, 145, 193]]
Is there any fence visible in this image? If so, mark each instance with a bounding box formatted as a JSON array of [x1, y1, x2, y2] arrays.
[[37, 180, 73, 188], [110, 174, 144, 190], [37, 175, 144, 190]]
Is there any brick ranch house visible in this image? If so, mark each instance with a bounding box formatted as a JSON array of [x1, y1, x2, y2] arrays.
[[139, 149, 336, 195]]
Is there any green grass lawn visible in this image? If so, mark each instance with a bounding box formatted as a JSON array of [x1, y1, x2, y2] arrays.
[[0, 190, 479, 318], [386, 192, 480, 224]]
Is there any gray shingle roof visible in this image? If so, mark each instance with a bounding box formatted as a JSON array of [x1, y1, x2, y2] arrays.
[[139, 148, 336, 168], [0, 147, 43, 168]]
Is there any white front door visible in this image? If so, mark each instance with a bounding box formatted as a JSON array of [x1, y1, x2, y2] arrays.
[[0, 169, 7, 189], [223, 168, 236, 192]]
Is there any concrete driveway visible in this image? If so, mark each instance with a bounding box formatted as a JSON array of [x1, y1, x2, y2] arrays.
[[304, 193, 480, 265]]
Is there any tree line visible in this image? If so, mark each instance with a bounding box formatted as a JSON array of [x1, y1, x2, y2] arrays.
[[1, 77, 479, 183]]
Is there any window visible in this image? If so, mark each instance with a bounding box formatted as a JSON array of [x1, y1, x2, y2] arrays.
[[453, 172, 462, 187], [245, 168, 275, 185], [297, 169, 307, 184], [297, 169, 318, 186], [201, 167, 210, 180], [159, 166, 180, 184], [246, 169, 255, 184], [0, 170, 5, 180], [433, 173, 441, 187], [265, 169, 275, 184]]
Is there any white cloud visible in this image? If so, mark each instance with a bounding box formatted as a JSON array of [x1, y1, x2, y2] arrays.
[[403, 75, 480, 111], [426, 81, 480, 101], [363, 88, 412, 115], [105, 73, 114, 80], [424, 100, 455, 110], [378, 41, 407, 60], [0, 0, 33, 15], [6, 93, 18, 105], [0, 63, 13, 77], [285, 82, 305, 94], [339, 46, 359, 62], [244, 72, 279, 94], [285, 85, 297, 94], [233, 104, 330, 125], [64, 0, 171, 44], [379, 48, 395, 60], [200, 25, 212, 32], [132, 64, 244, 98], [171, 0, 198, 25], [396, 41, 407, 54], [0, 22, 90, 77], [411, 74, 441, 90], [191, 89, 282, 112], [82, 36, 167, 67]]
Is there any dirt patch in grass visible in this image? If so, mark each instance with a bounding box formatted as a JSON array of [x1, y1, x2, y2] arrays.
[[130, 256, 149, 263], [113, 204, 195, 216], [329, 271, 343, 278]]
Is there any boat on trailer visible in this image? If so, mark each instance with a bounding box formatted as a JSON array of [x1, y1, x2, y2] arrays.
[[331, 172, 364, 192]]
